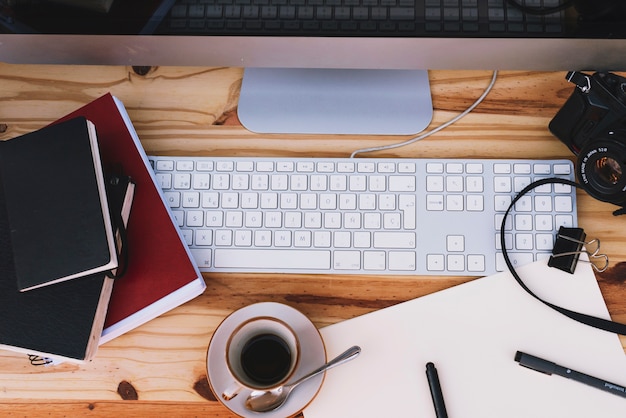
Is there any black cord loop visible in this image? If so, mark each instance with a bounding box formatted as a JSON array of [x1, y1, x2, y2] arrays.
[[501, 177, 626, 335]]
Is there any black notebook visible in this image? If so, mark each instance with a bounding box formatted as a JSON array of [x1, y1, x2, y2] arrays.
[[0, 117, 118, 292], [0, 170, 134, 362]]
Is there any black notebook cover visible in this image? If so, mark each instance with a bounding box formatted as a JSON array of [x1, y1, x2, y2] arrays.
[[0, 167, 133, 362], [0, 117, 117, 292]]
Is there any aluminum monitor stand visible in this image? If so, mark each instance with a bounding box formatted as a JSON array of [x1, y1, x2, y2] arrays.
[[238, 68, 433, 135]]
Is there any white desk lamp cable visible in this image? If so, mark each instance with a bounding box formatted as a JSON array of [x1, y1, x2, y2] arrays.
[[350, 70, 499, 158]]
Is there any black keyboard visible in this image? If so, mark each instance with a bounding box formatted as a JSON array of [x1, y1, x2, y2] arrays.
[[157, 0, 568, 36]]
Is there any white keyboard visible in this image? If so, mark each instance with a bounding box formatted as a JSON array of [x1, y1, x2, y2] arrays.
[[148, 156, 577, 276]]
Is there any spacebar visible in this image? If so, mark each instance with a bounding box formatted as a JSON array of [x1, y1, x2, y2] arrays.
[[214, 249, 332, 270]]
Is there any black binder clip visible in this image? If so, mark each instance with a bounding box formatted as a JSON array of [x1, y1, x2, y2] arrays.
[[548, 227, 609, 274]]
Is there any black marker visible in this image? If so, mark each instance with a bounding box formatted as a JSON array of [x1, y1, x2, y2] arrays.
[[426, 362, 449, 418], [515, 351, 626, 399]]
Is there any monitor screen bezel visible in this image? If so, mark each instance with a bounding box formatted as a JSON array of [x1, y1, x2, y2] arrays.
[[1, 35, 626, 71]]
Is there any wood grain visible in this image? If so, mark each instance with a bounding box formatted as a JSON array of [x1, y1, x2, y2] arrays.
[[0, 64, 625, 417]]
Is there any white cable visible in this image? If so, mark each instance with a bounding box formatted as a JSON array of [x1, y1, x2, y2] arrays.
[[350, 70, 499, 158]]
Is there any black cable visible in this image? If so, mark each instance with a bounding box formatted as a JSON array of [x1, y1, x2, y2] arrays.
[[501, 177, 626, 335]]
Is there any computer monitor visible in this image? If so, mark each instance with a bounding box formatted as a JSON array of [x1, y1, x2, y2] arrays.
[[1, 0, 625, 135]]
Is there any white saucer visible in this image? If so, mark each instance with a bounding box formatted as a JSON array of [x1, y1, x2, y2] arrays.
[[207, 302, 326, 417]]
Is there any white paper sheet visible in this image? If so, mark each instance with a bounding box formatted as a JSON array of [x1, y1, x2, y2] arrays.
[[304, 259, 626, 417]]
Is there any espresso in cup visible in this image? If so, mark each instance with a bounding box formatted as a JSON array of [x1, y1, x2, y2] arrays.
[[223, 317, 300, 400], [240, 333, 293, 385]]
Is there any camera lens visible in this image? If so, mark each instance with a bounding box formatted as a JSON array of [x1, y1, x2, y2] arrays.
[[577, 139, 626, 207], [594, 156, 622, 185]]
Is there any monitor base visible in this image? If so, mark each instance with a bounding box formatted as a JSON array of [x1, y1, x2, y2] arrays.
[[237, 68, 433, 135]]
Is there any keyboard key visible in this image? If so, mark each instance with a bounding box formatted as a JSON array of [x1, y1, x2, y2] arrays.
[[399, 195, 416, 229], [389, 251, 416, 270], [156, 160, 174, 171], [533, 163, 551, 175], [466, 163, 483, 174], [496, 252, 534, 271], [427, 195, 445, 211], [446, 176, 464, 192], [514, 163, 531, 174], [446, 235, 465, 252], [554, 196, 573, 212], [446, 194, 463, 211], [447, 254, 465, 271], [216, 161, 234, 171], [494, 177, 511, 193], [467, 255, 485, 272], [215, 248, 331, 269], [516, 233, 534, 250], [494, 195, 511, 212], [427, 176, 444, 192], [427, 254, 445, 271], [364, 251, 386, 270], [466, 195, 484, 211], [466, 176, 483, 192], [535, 233, 553, 250], [190, 248, 212, 268], [374, 232, 416, 248], [389, 176, 416, 192], [177, 160, 194, 171], [334, 250, 361, 269], [534, 214, 553, 231], [554, 164, 571, 175], [398, 162, 416, 173], [446, 163, 464, 174], [426, 162, 444, 173]]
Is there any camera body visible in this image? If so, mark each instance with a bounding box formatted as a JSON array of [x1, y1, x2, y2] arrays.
[[549, 71, 626, 209]]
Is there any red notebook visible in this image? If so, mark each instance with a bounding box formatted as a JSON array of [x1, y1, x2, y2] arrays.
[[55, 94, 205, 344]]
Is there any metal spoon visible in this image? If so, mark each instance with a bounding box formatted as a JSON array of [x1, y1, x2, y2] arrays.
[[244, 345, 361, 412]]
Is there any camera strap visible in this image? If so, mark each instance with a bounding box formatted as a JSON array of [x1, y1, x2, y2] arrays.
[[566, 71, 592, 93], [501, 177, 626, 335]]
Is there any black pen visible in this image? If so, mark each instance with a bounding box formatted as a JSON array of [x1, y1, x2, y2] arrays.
[[515, 351, 626, 398], [426, 362, 449, 418]]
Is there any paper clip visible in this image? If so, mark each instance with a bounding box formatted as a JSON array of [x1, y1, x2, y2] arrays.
[[548, 227, 609, 274]]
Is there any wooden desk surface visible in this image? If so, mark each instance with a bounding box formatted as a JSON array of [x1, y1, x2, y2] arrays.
[[0, 65, 625, 417]]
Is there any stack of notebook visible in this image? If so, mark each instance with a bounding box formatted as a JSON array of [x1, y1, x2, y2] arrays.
[[0, 94, 205, 363]]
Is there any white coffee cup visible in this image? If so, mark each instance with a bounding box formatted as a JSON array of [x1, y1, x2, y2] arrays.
[[221, 316, 300, 401]]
